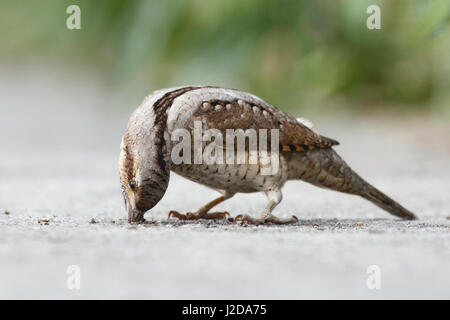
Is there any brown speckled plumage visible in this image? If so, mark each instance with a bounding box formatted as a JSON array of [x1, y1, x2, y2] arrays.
[[119, 86, 416, 223]]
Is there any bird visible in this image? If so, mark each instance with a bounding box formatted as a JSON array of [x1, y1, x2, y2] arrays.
[[119, 86, 417, 224]]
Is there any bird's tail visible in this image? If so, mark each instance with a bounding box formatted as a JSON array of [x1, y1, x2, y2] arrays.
[[359, 180, 416, 220], [295, 148, 417, 220]]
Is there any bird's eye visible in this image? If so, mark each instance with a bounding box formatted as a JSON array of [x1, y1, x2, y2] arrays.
[[129, 179, 137, 191]]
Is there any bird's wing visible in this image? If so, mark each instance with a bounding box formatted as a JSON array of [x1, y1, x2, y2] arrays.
[[167, 87, 339, 151]]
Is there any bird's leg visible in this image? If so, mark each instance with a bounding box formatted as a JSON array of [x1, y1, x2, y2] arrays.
[[168, 191, 234, 220], [235, 189, 298, 225]]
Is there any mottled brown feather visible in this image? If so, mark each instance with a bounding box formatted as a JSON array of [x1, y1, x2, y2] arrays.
[[192, 98, 339, 151]]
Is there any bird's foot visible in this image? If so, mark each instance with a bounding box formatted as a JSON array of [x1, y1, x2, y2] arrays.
[[168, 210, 230, 221], [234, 214, 299, 225]]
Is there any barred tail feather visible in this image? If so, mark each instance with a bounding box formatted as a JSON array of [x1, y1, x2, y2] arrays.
[[360, 182, 416, 220], [295, 149, 417, 220]]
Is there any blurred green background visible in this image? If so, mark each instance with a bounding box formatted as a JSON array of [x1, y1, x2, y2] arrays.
[[1, 0, 449, 114]]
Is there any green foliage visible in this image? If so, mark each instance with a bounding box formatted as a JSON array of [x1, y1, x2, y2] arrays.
[[0, 0, 449, 111]]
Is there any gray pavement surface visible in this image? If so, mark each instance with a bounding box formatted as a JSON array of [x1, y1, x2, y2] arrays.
[[0, 64, 449, 299]]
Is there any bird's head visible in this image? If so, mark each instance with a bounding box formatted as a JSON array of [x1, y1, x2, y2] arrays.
[[119, 109, 170, 224]]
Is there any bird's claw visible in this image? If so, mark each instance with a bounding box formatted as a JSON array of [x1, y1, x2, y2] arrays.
[[168, 210, 230, 221], [168, 210, 189, 220], [234, 214, 299, 225], [202, 211, 230, 220]]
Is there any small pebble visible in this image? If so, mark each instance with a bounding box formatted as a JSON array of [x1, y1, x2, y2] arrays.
[[38, 218, 50, 225], [4, 210, 10, 215]]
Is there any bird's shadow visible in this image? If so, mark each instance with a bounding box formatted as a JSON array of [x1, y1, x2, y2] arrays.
[[100, 214, 448, 232], [129, 216, 447, 232]]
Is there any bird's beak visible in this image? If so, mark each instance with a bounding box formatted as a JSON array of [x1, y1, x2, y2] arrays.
[[130, 210, 145, 224], [125, 192, 145, 224], [127, 205, 145, 224]]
